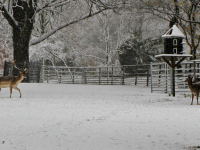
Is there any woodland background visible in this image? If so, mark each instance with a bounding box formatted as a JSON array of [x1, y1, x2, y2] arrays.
[[0, 0, 199, 68]]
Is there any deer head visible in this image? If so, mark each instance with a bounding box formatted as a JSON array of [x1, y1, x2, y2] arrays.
[[13, 61, 28, 77]]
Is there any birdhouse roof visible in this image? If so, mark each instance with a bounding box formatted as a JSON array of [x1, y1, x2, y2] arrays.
[[162, 25, 185, 38]]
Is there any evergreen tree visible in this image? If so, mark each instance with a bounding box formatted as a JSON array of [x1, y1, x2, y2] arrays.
[[118, 36, 163, 66]]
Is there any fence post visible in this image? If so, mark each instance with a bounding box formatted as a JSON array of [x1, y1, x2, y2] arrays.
[[36, 62, 42, 83], [121, 66, 125, 85], [72, 69, 75, 84], [193, 61, 196, 77], [146, 72, 149, 86], [111, 65, 114, 85], [170, 66, 173, 96], [135, 65, 138, 85], [99, 68, 101, 85], [84, 68, 87, 84], [40, 64, 43, 83], [165, 63, 168, 93], [107, 66, 109, 85], [158, 64, 161, 85], [59, 75, 61, 83], [40, 59, 44, 83], [150, 62, 153, 93], [47, 67, 49, 83]]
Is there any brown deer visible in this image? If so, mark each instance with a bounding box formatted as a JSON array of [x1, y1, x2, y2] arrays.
[[185, 75, 200, 105], [0, 63, 27, 98], [193, 75, 200, 84]]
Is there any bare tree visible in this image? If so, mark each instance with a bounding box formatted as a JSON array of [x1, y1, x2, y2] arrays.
[[0, 0, 126, 81], [141, 0, 200, 58]]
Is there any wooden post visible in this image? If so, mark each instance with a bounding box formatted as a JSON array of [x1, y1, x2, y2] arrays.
[[165, 63, 168, 94], [193, 61, 196, 77], [72, 75, 74, 84], [41, 58, 45, 83], [123, 66, 125, 85], [111, 65, 114, 85], [107, 66, 109, 85], [59, 75, 61, 83], [72, 69, 74, 84], [150, 62, 153, 93], [47, 67, 49, 83], [81, 68, 84, 84], [84, 68, 87, 84], [171, 57, 175, 97], [135, 65, 138, 85], [158, 64, 161, 85], [146, 72, 149, 86], [99, 68, 101, 85], [121, 66, 124, 85], [37, 63, 41, 83]]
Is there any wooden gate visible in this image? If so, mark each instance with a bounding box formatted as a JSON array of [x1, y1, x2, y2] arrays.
[[29, 62, 42, 83], [3, 61, 42, 83], [150, 61, 195, 94]]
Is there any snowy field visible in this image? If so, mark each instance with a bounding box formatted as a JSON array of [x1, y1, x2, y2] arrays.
[[0, 83, 199, 150]]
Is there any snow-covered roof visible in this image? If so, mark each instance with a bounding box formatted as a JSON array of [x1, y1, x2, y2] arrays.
[[162, 25, 185, 38]]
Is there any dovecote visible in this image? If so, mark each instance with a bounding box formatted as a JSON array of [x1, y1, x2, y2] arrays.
[[162, 25, 185, 54]]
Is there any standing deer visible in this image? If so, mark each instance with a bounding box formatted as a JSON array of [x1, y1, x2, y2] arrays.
[[0, 63, 27, 98], [193, 75, 200, 84], [185, 75, 200, 105]]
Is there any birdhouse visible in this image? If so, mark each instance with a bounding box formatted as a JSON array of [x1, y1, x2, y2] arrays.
[[162, 25, 185, 54]]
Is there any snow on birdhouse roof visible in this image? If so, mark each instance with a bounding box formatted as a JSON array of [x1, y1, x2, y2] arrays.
[[162, 25, 185, 38]]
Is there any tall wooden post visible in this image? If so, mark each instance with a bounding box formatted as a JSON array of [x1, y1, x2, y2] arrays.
[[150, 62, 153, 93], [155, 54, 192, 97], [171, 57, 176, 97], [99, 68, 101, 85]]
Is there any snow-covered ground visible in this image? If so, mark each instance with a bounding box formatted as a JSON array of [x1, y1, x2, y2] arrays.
[[0, 83, 199, 150]]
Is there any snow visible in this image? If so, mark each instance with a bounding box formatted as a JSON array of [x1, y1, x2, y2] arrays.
[[162, 25, 185, 38], [155, 54, 193, 58], [0, 83, 199, 150]]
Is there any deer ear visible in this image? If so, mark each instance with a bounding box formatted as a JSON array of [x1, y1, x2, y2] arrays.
[[24, 68, 28, 73]]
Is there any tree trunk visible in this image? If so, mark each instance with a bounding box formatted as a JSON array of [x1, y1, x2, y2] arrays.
[[13, 27, 32, 81], [11, 0, 36, 82]]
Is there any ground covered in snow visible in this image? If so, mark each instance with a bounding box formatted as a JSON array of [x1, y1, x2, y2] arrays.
[[0, 83, 199, 150]]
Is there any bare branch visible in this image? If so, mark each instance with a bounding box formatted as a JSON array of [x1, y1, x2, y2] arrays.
[[45, 49, 73, 79], [0, 2, 18, 28], [30, 8, 108, 45]]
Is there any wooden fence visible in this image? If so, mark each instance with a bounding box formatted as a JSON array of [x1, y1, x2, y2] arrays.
[[1, 61, 42, 83], [0, 60, 198, 96], [41, 65, 150, 86], [29, 62, 42, 83]]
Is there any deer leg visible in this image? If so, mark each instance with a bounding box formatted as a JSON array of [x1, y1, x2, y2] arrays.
[[10, 87, 12, 98], [13, 87, 21, 98], [191, 94, 194, 105], [197, 92, 199, 105]]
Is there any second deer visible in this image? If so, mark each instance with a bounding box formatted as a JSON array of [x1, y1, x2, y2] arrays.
[[0, 62, 27, 98], [185, 75, 200, 105]]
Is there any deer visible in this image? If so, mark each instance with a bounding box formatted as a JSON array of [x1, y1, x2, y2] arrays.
[[193, 75, 200, 84], [0, 62, 27, 98], [185, 75, 200, 105]]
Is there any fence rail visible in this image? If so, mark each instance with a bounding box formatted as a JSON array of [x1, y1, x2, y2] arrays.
[[1, 60, 197, 95], [150, 61, 197, 94], [41, 65, 150, 86]]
